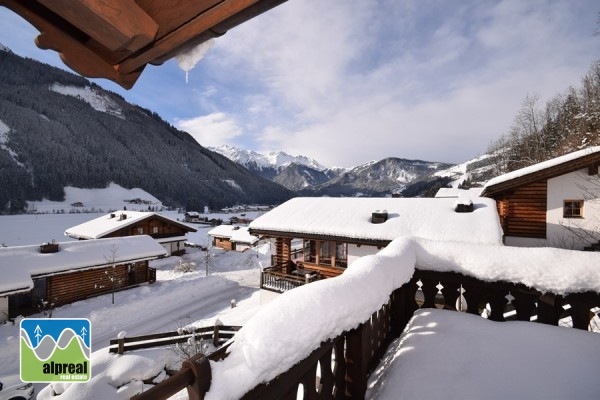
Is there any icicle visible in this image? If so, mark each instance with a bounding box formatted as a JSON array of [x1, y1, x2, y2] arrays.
[[174, 39, 215, 84]]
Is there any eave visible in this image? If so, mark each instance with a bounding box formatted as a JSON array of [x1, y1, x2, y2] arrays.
[[249, 228, 391, 248], [481, 152, 600, 198], [0, 0, 287, 89]]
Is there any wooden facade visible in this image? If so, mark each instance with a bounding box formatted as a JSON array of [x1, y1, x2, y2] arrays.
[[101, 215, 191, 241], [494, 181, 547, 238], [0, 0, 287, 88], [482, 148, 600, 243], [8, 261, 156, 318]]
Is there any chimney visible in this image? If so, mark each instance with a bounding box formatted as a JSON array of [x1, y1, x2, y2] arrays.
[[110, 213, 116, 218], [40, 240, 59, 253], [119, 213, 127, 221], [454, 197, 474, 213], [371, 209, 388, 224]]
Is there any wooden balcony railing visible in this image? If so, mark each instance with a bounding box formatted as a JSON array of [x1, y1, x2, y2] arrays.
[[135, 267, 600, 400], [260, 266, 320, 293]]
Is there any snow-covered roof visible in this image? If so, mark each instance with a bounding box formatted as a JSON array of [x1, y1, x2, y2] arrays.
[[64, 211, 196, 239], [208, 225, 259, 245], [434, 187, 483, 198], [249, 197, 503, 245], [484, 146, 600, 190], [0, 236, 167, 296], [185, 211, 201, 217]]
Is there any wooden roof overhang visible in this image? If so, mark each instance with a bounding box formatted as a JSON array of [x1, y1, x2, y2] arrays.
[[249, 228, 392, 248], [0, 0, 286, 89], [481, 152, 600, 198]]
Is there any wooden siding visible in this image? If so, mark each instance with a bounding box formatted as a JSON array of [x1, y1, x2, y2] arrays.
[[496, 181, 547, 238], [214, 237, 234, 251], [274, 237, 291, 273], [46, 262, 149, 306], [103, 217, 189, 239]]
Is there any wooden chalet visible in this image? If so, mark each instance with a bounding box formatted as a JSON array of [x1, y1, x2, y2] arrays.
[[65, 211, 197, 256], [0, 236, 166, 319], [0, 0, 287, 89], [481, 146, 600, 250], [248, 196, 503, 297], [208, 224, 258, 251]]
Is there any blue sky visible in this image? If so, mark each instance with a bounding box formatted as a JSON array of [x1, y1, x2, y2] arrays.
[[1, 0, 599, 168]]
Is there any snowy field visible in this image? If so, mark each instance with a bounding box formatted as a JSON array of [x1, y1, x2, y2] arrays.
[[0, 185, 271, 399]]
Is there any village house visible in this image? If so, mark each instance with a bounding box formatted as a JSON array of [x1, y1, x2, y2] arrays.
[[64, 211, 197, 256], [481, 146, 600, 250], [208, 225, 259, 252], [0, 236, 166, 320], [248, 196, 503, 300], [183, 211, 202, 223]]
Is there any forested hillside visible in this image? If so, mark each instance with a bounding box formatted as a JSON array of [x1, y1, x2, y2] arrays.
[[0, 48, 292, 213], [488, 61, 600, 175]]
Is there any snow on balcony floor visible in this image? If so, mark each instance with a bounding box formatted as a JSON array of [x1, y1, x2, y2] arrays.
[[366, 308, 600, 400]]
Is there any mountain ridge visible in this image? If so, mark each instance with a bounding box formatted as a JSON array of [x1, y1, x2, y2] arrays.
[[0, 47, 293, 213]]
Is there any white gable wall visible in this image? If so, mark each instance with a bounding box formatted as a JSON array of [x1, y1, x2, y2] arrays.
[[348, 244, 380, 265], [547, 169, 600, 250]]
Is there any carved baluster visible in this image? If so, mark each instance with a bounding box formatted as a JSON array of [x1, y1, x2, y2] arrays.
[[487, 287, 508, 322], [333, 339, 346, 399], [317, 349, 334, 396], [420, 277, 438, 309], [462, 283, 484, 316], [512, 289, 538, 322], [441, 280, 461, 311], [537, 293, 561, 326]]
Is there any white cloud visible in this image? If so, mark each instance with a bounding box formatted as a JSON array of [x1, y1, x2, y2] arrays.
[[175, 112, 242, 147]]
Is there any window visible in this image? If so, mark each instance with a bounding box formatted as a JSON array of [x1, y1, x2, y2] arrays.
[[319, 241, 332, 266], [563, 200, 583, 218], [137, 227, 144, 234], [152, 226, 159, 234], [335, 243, 348, 268]]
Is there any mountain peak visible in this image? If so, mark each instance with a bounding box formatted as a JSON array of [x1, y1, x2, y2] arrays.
[[0, 43, 12, 53], [210, 145, 327, 171]]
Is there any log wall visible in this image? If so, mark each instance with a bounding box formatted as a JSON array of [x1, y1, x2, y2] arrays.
[[46, 262, 149, 306], [496, 181, 547, 238]]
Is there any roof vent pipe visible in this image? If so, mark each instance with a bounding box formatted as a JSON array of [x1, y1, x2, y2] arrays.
[[371, 210, 388, 224]]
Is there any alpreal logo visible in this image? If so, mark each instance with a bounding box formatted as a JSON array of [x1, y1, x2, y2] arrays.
[[20, 318, 91, 382]]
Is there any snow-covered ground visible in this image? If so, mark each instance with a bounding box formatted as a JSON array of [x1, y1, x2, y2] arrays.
[[0, 186, 270, 399]]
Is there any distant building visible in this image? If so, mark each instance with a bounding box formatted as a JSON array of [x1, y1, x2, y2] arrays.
[[208, 225, 259, 252], [481, 146, 600, 250], [65, 211, 197, 256], [0, 236, 166, 319], [249, 196, 503, 298], [184, 211, 202, 223]]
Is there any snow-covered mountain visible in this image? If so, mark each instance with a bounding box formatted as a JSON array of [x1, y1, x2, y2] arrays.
[[209, 145, 327, 180], [214, 145, 454, 196]]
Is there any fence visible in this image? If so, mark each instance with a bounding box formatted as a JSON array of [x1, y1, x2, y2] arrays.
[[135, 267, 600, 399], [109, 325, 241, 355]]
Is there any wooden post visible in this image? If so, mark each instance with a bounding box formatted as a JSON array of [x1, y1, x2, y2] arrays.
[[118, 337, 125, 355], [345, 323, 369, 398], [213, 324, 220, 347], [537, 293, 560, 326], [183, 356, 212, 400]]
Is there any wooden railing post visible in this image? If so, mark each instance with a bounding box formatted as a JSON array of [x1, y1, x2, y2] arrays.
[[345, 322, 369, 398], [537, 293, 561, 326], [183, 356, 212, 400]]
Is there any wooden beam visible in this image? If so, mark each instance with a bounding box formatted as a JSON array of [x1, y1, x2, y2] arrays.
[[118, 0, 258, 74], [37, 0, 159, 53]]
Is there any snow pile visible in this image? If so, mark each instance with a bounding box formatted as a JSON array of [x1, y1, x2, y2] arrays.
[[367, 309, 600, 399], [414, 238, 600, 294], [205, 237, 600, 399], [38, 347, 174, 400], [206, 237, 417, 400], [49, 84, 123, 118]]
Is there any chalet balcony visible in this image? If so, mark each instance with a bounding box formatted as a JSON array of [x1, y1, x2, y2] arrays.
[[137, 237, 600, 400]]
